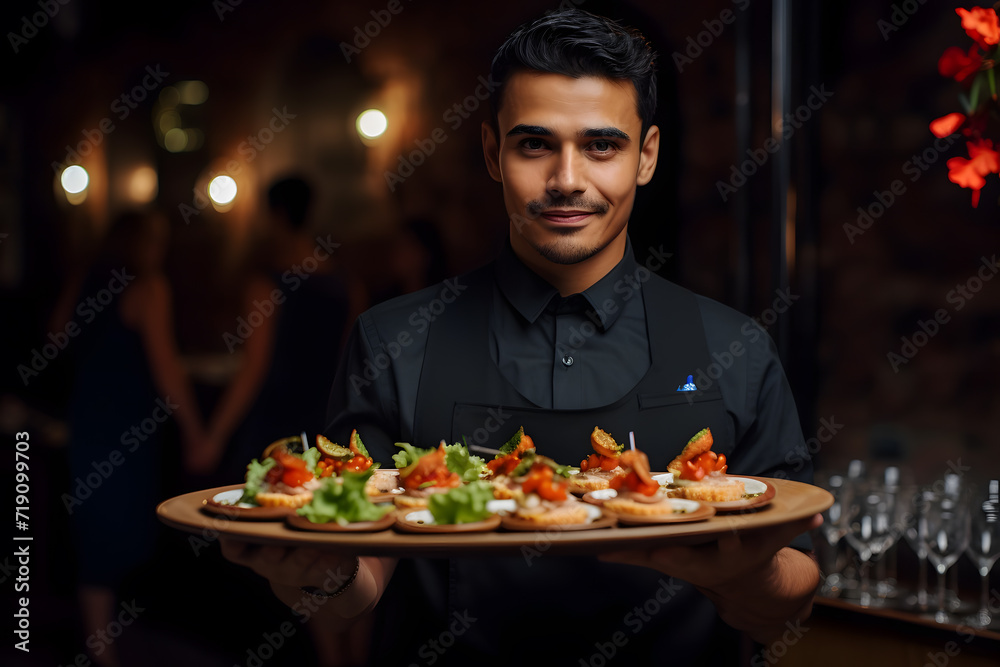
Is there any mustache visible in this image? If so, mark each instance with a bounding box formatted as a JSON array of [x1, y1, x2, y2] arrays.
[[525, 196, 609, 217]]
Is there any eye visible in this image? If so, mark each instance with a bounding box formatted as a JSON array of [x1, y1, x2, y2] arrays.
[[520, 138, 547, 151], [589, 140, 617, 154]]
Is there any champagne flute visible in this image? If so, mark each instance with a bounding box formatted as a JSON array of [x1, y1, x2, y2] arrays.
[[844, 484, 896, 607], [921, 491, 971, 623], [964, 480, 1000, 628]]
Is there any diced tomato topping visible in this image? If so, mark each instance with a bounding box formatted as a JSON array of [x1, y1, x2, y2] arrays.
[[401, 444, 461, 490], [282, 467, 314, 487], [610, 470, 659, 496], [580, 454, 619, 472], [679, 452, 727, 481], [520, 463, 568, 501]]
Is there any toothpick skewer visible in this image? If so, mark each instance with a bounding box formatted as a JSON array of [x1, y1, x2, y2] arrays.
[[629, 431, 636, 451], [469, 445, 502, 456]]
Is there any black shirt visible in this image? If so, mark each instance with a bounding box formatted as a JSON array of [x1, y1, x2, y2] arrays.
[[325, 238, 807, 465]]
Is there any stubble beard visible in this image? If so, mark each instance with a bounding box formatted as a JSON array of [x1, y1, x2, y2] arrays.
[[522, 197, 610, 265]]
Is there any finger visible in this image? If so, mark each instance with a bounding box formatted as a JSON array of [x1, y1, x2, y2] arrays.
[[257, 545, 290, 566], [219, 537, 252, 565], [598, 549, 653, 567]]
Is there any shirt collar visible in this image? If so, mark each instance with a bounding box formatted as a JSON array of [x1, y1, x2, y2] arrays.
[[495, 237, 639, 331]]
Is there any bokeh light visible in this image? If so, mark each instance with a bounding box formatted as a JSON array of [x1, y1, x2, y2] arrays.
[[356, 109, 388, 139], [60, 165, 89, 194], [208, 175, 238, 205]]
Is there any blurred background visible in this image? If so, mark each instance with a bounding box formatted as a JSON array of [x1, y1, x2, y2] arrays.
[[1, 0, 999, 665]]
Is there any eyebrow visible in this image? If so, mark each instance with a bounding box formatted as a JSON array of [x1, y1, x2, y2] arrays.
[[505, 124, 631, 141]]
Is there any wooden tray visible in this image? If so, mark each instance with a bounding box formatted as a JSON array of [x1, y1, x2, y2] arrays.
[[156, 476, 831, 557]]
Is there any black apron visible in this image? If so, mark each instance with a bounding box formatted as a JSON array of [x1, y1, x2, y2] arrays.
[[371, 264, 742, 666]]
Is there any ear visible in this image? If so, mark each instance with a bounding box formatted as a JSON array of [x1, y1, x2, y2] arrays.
[[481, 120, 503, 183], [636, 124, 660, 186]]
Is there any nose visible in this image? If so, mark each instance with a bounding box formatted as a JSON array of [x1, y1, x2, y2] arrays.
[[546, 146, 586, 197]]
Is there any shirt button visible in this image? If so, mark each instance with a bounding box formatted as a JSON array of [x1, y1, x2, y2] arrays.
[[562, 355, 574, 367]]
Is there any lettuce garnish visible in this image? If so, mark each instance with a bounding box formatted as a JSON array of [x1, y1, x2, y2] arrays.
[[508, 452, 576, 479], [240, 457, 276, 504], [296, 468, 392, 525], [427, 481, 495, 524], [392, 442, 485, 482]]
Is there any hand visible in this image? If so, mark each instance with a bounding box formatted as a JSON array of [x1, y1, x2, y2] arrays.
[[599, 513, 823, 592], [219, 538, 359, 593]]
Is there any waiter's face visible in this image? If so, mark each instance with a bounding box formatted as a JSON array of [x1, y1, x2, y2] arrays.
[[483, 71, 659, 267]]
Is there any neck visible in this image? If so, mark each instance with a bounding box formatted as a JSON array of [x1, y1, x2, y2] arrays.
[[510, 231, 628, 296]]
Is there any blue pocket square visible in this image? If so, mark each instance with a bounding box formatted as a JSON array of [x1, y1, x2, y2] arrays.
[[676, 374, 697, 391]]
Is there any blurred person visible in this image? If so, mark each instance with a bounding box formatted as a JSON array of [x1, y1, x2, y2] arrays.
[[220, 9, 821, 665], [65, 208, 206, 667], [202, 176, 353, 483]]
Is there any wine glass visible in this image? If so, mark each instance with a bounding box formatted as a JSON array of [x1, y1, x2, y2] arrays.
[[920, 490, 971, 623], [964, 480, 1000, 628], [844, 484, 897, 607], [941, 473, 967, 612], [873, 465, 909, 600], [901, 485, 935, 611], [814, 471, 852, 596]]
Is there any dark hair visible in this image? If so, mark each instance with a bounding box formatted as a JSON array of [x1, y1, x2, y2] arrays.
[[268, 176, 313, 229], [489, 8, 658, 140]]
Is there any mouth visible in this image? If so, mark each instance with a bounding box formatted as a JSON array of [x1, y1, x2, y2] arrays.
[[538, 209, 597, 225]]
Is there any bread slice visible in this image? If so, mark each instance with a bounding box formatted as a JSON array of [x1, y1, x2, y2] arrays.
[[513, 501, 590, 525], [678, 476, 744, 502], [255, 491, 313, 508]]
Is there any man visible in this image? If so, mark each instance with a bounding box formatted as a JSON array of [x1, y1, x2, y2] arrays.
[[221, 9, 821, 665]]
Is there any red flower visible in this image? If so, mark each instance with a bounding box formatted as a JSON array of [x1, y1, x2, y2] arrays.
[[938, 45, 983, 84], [946, 139, 1000, 207], [956, 7, 1000, 50], [930, 112, 966, 138]]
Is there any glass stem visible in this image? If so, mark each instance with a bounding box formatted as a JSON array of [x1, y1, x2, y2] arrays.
[[917, 555, 928, 610], [860, 559, 871, 607], [937, 567, 947, 620], [980, 569, 989, 616]]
